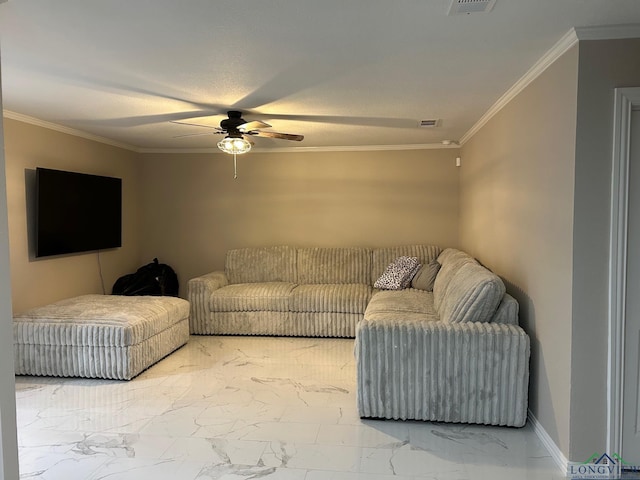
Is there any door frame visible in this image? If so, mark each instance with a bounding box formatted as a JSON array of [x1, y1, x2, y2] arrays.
[[608, 87, 640, 456]]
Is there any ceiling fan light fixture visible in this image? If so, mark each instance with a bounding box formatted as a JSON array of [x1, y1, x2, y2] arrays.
[[217, 135, 252, 155]]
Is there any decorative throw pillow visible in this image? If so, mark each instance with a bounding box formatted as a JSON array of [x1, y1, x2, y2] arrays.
[[411, 259, 441, 291], [402, 262, 422, 289], [374, 256, 421, 290]]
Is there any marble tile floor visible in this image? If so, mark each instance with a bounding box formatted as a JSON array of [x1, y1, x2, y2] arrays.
[[15, 335, 565, 480]]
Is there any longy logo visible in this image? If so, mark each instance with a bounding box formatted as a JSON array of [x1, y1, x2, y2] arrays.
[[567, 452, 638, 479]]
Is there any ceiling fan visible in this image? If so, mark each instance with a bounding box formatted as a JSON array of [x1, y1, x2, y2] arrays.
[[172, 110, 304, 178], [172, 110, 304, 154]]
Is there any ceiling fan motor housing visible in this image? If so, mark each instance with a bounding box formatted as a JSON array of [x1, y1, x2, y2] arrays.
[[173, 110, 303, 142], [220, 111, 246, 133]]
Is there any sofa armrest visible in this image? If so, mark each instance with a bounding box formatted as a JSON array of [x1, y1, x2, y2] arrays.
[[355, 319, 530, 427], [187, 271, 229, 334], [490, 293, 520, 325]]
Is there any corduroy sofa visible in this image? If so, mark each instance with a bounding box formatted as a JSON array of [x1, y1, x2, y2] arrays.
[[188, 244, 530, 426]]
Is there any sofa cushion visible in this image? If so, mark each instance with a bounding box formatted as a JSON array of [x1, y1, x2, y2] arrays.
[[411, 259, 441, 291], [374, 256, 420, 290], [371, 245, 441, 285], [296, 247, 371, 284], [364, 309, 440, 324], [364, 289, 438, 323], [437, 262, 505, 324], [210, 282, 296, 312], [437, 247, 475, 266], [433, 248, 478, 311], [291, 284, 373, 314], [367, 289, 437, 315], [226, 246, 296, 284]]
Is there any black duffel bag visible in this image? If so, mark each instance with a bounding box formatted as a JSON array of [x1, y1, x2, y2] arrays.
[[112, 258, 179, 297]]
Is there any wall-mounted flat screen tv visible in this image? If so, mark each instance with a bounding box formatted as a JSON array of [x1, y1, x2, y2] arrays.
[[35, 168, 122, 258]]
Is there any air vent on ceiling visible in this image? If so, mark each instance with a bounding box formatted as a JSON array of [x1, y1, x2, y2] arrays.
[[448, 0, 496, 15], [419, 119, 440, 128]]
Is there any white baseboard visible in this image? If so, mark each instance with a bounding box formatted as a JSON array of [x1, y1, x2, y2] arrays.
[[528, 409, 569, 473]]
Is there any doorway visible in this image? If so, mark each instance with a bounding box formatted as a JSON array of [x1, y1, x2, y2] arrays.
[[609, 87, 640, 462], [623, 109, 640, 460]]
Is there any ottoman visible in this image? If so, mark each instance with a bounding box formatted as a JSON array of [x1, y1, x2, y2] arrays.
[[13, 294, 190, 380]]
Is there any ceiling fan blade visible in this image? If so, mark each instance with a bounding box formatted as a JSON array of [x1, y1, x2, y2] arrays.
[[171, 120, 225, 132], [238, 120, 272, 131], [250, 130, 304, 141], [243, 112, 418, 129], [172, 131, 224, 138]]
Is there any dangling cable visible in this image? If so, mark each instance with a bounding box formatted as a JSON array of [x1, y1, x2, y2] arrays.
[[97, 250, 106, 294]]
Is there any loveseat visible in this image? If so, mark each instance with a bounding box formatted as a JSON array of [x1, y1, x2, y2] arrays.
[[188, 244, 530, 426]]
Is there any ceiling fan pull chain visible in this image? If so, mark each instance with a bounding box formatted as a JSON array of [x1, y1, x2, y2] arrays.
[[233, 152, 238, 179]]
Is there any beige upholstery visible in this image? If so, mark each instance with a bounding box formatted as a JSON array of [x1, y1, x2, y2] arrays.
[[356, 319, 530, 427], [188, 245, 530, 427], [371, 245, 441, 284], [13, 294, 190, 380], [189, 245, 445, 337], [363, 289, 438, 324], [226, 246, 297, 284], [297, 247, 371, 284], [433, 248, 478, 311], [356, 248, 529, 427], [290, 284, 372, 314], [188, 245, 520, 336], [438, 262, 506, 324], [492, 294, 520, 325], [210, 282, 296, 312]]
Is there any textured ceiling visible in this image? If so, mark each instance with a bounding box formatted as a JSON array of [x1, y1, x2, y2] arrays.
[[1, 1, 640, 151]]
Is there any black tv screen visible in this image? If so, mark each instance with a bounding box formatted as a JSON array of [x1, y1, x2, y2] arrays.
[[35, 168, 122, 257]]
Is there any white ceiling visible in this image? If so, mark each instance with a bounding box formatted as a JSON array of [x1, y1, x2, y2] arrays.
[[1, 1, 640, 152]]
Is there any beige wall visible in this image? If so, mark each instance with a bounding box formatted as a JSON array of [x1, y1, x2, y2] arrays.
[[460, 37, 640, 461], [4, 119, 143, 313], [3, 117, 460, 307], [139, 148, 460, 290], [570, 38, 640, 460], [459, 46, 579, 456]]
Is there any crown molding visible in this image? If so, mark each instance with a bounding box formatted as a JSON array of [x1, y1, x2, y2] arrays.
[[4, 110, 457, 154], [574, 24, 640, 40], [3, 110, 139, 152], [460, 23, 640, 146], [459, 28, 579, 145], [138, 143, 459, 155]]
